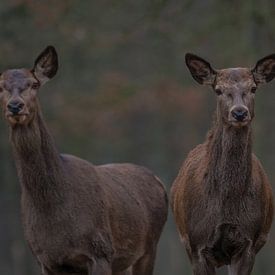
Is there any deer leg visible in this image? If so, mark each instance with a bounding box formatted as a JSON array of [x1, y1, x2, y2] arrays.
[[132, 249, 157, 275], [190, 247, 216, 275], [228, 254, 255, 275], [41, 265, 54, 275], [190, 249, 215, 275], [87, 259, 112, 275], [228, 242, 255, 275], [113, 267, 132, 275], [191, 258, 215, 275]]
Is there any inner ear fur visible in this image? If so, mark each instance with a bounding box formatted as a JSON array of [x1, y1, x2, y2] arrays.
[[185, 53, 216, 85], [33, 46, 58, 85], [252, 54, 275, 84]]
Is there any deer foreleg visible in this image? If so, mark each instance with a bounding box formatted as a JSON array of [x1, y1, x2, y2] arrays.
[[228, 241, 255, 275], [87, 258, 112, 275]]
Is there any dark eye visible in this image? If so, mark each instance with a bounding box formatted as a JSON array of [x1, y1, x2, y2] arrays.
[[31, 82, 40, 89], [251, 86, 257, 94], [215, 88, 222, 95], [0, 87, 3, 93]]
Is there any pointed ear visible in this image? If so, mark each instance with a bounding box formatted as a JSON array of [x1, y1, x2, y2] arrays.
[[32, 46, 58, 85], [252, 54, 275, 84], [185, 53, 216, 85]]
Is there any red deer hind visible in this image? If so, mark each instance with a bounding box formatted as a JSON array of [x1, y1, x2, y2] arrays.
[[171, 53, 274, 275], [0, 46, 168, 275]]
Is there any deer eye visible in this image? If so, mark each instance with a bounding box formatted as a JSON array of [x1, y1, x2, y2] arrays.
[[31, 82, 40, 90], [251, 87, 257, 94], [215, 88, 222, 96]]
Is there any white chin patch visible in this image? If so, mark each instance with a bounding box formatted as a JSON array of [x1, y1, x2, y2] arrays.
[[231, 121, 249, 127], [8, 115, 27, 125]]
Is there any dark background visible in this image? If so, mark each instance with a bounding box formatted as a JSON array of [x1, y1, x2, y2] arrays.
[[0, 1, 274, 274]]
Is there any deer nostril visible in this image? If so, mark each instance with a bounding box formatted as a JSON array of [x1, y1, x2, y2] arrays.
[[7, 101, 24, 115], [231, 108, 248, 122]]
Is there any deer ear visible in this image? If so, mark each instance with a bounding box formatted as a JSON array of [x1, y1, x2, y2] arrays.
[[185, 53, 216, 85], [33, 46, 58, 85], [252, 54, 275, 84]]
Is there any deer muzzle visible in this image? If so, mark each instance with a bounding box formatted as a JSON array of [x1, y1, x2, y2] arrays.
[[230, 105, 249, 122], [7, 101, 25, 115]]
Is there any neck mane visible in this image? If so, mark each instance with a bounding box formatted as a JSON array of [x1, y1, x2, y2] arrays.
[[10, 102, 64, 207], [205, 107, 252, 200]]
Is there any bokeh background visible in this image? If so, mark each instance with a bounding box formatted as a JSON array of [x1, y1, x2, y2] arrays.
[[0, 1, 275, 274]]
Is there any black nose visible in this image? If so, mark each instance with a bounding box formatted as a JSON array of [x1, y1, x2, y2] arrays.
[[231, 107, 248, 122], [7, 101, 24, 115]]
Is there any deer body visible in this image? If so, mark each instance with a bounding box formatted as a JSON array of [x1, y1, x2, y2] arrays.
[[171, 54, 274, 275], [1, 47, 168, 275]]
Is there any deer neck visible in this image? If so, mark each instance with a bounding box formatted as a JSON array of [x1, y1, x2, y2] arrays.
[[206, 109, 252, 197], [10, 103, 64, 207]]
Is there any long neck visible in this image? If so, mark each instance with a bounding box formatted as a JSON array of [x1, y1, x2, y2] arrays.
[[10, 102, 64, 208], [206, 106, 252, 199]]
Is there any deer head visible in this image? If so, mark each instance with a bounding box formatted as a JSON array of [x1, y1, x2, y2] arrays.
[[185, 53, 275, 127], [0, 46, 58, 127]]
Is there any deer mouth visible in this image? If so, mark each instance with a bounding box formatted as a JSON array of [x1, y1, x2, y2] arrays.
[[229, 119, 250, 128], [7, 114, 28, 125]]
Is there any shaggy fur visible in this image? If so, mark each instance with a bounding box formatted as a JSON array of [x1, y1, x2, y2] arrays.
[[171, 53, 274, 275], [1, 46, 168, 275]]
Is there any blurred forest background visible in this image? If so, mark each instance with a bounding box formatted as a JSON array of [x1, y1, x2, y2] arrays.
[[0, 0, 275, 274]]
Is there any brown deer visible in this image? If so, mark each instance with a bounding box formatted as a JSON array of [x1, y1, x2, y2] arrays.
[[0, 46, 168, 275], [171, 53, 274, 275]]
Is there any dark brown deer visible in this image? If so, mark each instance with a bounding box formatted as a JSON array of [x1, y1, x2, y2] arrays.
[[0, 46, 168, 275], [171, 53, 274, 275]]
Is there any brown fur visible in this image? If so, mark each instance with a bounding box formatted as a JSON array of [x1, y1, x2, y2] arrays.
[[0, 46, 168, 275], [171, 53, 274, 275]]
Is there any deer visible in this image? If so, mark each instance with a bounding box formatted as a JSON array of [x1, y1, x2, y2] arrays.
[[0, 46, 168, 275], [171, 53, 274, 275]]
